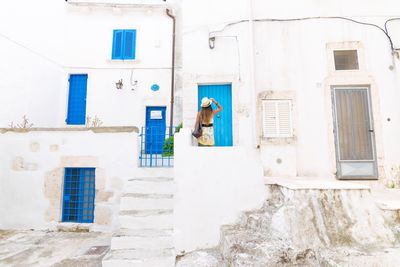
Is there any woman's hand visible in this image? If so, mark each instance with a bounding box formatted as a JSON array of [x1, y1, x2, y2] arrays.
[[210, 98, 216, 103]]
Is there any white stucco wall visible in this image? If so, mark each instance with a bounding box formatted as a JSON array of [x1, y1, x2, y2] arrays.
[[173, 129, 266, 252], [181, 0, 400, 181], [0, 0, 174, 128], [0, 129, 137, 231]]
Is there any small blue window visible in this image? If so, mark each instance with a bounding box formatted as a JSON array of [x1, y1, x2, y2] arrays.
[[112, 29, 136, 60], [62, 168, 96, 223]]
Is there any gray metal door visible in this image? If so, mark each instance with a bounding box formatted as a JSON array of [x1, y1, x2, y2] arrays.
[[332, 87, 378, 179]]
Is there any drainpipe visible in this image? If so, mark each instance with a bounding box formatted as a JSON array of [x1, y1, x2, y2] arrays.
[[166, 8, 176, 136], [248, 0, 258, 147]]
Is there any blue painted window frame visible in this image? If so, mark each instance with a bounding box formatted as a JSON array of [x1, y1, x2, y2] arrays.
[[112, 29, 137, 60], [62, 168, 96, 223]]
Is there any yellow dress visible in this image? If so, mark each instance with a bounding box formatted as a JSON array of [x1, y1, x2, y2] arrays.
[[198, 118, 214, 146]]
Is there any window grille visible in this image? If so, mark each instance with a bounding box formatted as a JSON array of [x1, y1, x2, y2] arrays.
[[334, 50, 359, 70], [62, 168, 96, 223]]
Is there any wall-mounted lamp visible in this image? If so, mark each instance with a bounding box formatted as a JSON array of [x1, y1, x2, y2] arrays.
[[115, 79, 123, 89], [208, 37, 216, 49]]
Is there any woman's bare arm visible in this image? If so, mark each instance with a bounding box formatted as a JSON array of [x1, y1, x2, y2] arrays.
[[210, 98, 222, 114]]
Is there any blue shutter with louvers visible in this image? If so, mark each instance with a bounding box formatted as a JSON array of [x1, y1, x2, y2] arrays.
[[123, 30, 136, 60], [112, 30, 124, 59]]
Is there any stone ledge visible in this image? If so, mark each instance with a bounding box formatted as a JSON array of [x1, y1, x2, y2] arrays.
[[0, 126, 139, 134], [264, 176, 371, 190]]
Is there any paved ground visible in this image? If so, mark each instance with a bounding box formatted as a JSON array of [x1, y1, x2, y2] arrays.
[[0, 230, 111, 267]]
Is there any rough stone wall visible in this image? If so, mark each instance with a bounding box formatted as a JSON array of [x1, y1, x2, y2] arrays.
[[267, 185, 395, 249], [177, 184, 399, 266]]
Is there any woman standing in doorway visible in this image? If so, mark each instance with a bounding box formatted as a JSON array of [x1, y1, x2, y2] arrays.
[[197, 97, 222, 146]]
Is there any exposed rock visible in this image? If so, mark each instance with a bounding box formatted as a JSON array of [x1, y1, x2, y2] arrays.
[[178, 184, 400, 266]]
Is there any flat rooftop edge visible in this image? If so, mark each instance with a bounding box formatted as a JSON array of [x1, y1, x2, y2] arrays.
[[264, 176, 371, 190]]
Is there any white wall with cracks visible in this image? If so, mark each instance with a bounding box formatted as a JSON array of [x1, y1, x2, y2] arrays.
[[0, 129, 137, 231]]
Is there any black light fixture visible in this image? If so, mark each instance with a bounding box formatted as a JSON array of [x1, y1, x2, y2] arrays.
[[115, 79, 123, 90], [208, 37, 215, 49]]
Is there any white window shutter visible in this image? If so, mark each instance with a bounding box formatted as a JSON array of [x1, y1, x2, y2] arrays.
[[262, 101, 278, 137], [262, 100, 292, 138]]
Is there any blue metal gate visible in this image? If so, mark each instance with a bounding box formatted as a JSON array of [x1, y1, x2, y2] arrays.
[[66, 74, 88, 125], [145, 107, 166, 154], [198, 84, 233, 146], [139, 106, 174, 167]]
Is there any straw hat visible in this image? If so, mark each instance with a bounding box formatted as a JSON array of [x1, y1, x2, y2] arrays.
[[201, 97, 212, 108]]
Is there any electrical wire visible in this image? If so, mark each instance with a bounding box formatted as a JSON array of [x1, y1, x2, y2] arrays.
[[211, 35, 242, 81], [0, 32, 63, 67], [209, 16, 400, 52], [0, 32, 174, 70], [384, 17, 400, 47]]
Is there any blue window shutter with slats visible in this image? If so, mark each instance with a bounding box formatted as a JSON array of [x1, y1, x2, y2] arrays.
[[112, 29, 136, 60], [112, 30, 124, 59], [123, 30, 136, 60], [66, 74, 88, 125]]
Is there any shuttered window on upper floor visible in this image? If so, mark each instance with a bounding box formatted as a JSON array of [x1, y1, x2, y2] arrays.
[[262, 100, 293, 138], [112, 29, 136, 60]]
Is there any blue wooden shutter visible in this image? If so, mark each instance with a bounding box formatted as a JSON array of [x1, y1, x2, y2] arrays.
[[123, 30, 136, 60], [112, 30, 124, 59]]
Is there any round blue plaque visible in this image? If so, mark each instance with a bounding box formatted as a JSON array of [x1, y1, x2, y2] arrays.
[[151, 84, 160, 91]]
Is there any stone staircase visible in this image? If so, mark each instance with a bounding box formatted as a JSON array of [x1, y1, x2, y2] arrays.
[[103, 170, 175, 267]]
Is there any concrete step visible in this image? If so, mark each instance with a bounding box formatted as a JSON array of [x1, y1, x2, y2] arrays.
[[120, 195, 173, 211], [103, 257, 175, 267], [128, 177, 174, 182], [111, 235, 173, 250], [123, 193, 173, 199], [125, 180, 175, 195], [103, 248, 175, 267], [104, 248, 174, 259], [119, 209, 172, 217], [119, 214, 173, 229], [133, 168, 174, 178], [116, 228, 173, 238]]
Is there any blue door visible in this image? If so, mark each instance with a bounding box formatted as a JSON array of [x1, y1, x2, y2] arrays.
[[198, 84, 233, 146], [145, 106, 166, 154], [66, 74, 88, 125]]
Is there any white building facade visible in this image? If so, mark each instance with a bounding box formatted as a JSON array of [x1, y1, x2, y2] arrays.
[[0, 0, 177, 230], [1, 0, 400, 258], [181, 0, 400, 182]]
